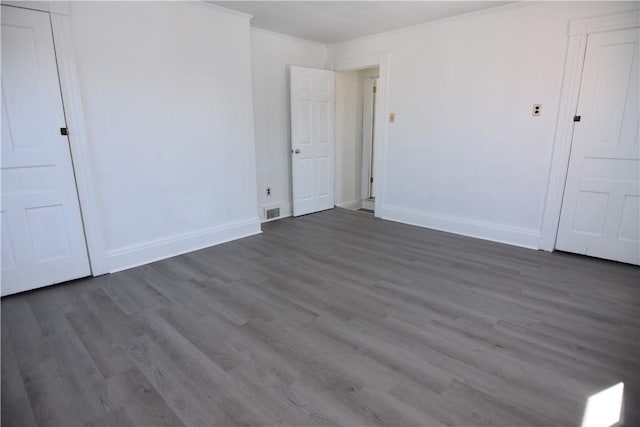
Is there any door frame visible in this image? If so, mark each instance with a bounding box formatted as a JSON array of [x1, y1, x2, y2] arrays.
[[2, 1, 108, 274], [539, 10, 640, 251], [332, 53, 390, 218], [361, 76, 377, 200]]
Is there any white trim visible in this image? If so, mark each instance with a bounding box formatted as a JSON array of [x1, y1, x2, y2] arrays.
[[332, 54, 381, 72], [380, 204, 541, 250], [1, 0, 69, 15], [106, 218, 261, 273], [332, 52, 390, 220], [50, 11, 109, 275], [539, 34, 587, 251], [361, 76, 376, 199], [1, 1, 50, 12], [327, 1, 530, 50], [192, 0, 253, 20], [569, 10, 640, 36], [540, 10, 639, 252], [336, 199, 363, 210], [250, 26, 326, 49], [373, 53, 390, 220], [262, 213, 292, 223], [48, 1, 69, 16]]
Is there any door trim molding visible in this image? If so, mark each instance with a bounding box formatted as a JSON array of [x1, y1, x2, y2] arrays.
[[361, 77, 376, 200], [332, 53, 390, 218], [569, 10, 640, 36], [50, 10, 108, 275], [539, 9, 639, 252]]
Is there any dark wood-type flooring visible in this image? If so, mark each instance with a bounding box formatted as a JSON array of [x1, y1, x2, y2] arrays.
[[2, 208, 639, 426]]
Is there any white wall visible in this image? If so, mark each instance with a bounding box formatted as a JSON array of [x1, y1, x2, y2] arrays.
[[250, 28, 326, 221], [69, 1, 260, 272], [327, 1, 639, 248]]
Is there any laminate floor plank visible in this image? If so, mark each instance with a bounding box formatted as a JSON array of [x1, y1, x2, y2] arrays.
[[1, 396, 37, 427], [65, 307, 137, 379], [101, 274, 173, 315], [106, 367, 184, 427], [83, 407, 136, 427], [39, 331, 114, 423], [2, 208, 638, 426], [1, 338, 28, 411], [226, 358, 333, 427], [154, 305, 248, 372], [20, 359, 84, 427]]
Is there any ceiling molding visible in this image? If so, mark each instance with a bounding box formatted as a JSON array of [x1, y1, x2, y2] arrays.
[[195, 0, 253, 20], [211, 1, 517, 44], [328, 1, 529, 48], [250, 26, 327, 49]]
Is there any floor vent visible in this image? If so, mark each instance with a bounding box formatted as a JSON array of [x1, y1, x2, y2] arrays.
[[265, 207, 280, 220]]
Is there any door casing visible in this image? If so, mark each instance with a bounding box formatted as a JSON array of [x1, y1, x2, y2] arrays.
[[332, 53, 390, 218], [361, 76, 378, 200]]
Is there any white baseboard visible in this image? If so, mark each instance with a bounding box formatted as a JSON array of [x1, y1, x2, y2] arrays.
[[336, 199, 363, 210], [362, 198, 375, 211], [379, 204, 541, 250], [106, 217, 261, 273]]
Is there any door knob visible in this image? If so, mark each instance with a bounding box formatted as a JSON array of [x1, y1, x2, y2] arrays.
[[292, 148, 301, 154]]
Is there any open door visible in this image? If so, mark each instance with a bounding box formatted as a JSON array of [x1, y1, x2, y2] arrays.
[[556, 28, 639, 265], [290, 66, 335, 216], [1, 6, 91, 295]]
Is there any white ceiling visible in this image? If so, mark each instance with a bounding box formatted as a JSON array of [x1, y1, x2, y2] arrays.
[[210, 1, 513, 44]]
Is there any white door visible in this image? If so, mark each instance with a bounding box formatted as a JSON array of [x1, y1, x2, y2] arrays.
[[556, 28, 640, 265], [290, 66, 335, 216], [1, 6, 91, 296]]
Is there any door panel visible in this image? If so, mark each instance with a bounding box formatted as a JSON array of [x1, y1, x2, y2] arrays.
[[556, 28, 640, 265], [1, 6, 90, 295], [290, 66, 335, 216]]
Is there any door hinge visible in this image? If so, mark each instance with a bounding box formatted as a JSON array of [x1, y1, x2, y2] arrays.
[[373, 86, 377, 94], [370, 177, 374, 183], [573, 115, 581, 122], [60, 127, 69, 136]]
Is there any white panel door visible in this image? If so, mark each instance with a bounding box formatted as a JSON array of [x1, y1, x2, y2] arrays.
[[1, 6, 90, 296], [290, 66, 335, 216], [557, 28, 640, 265]]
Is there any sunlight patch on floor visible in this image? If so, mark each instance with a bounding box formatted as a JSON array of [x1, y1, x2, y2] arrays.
[[581, 382, 624, 427]]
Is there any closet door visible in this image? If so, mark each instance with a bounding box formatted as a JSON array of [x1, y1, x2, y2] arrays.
[[1, 5, 90, 295]]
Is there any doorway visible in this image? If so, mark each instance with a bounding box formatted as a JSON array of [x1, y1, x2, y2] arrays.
[[334, 66, 380, 214]]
